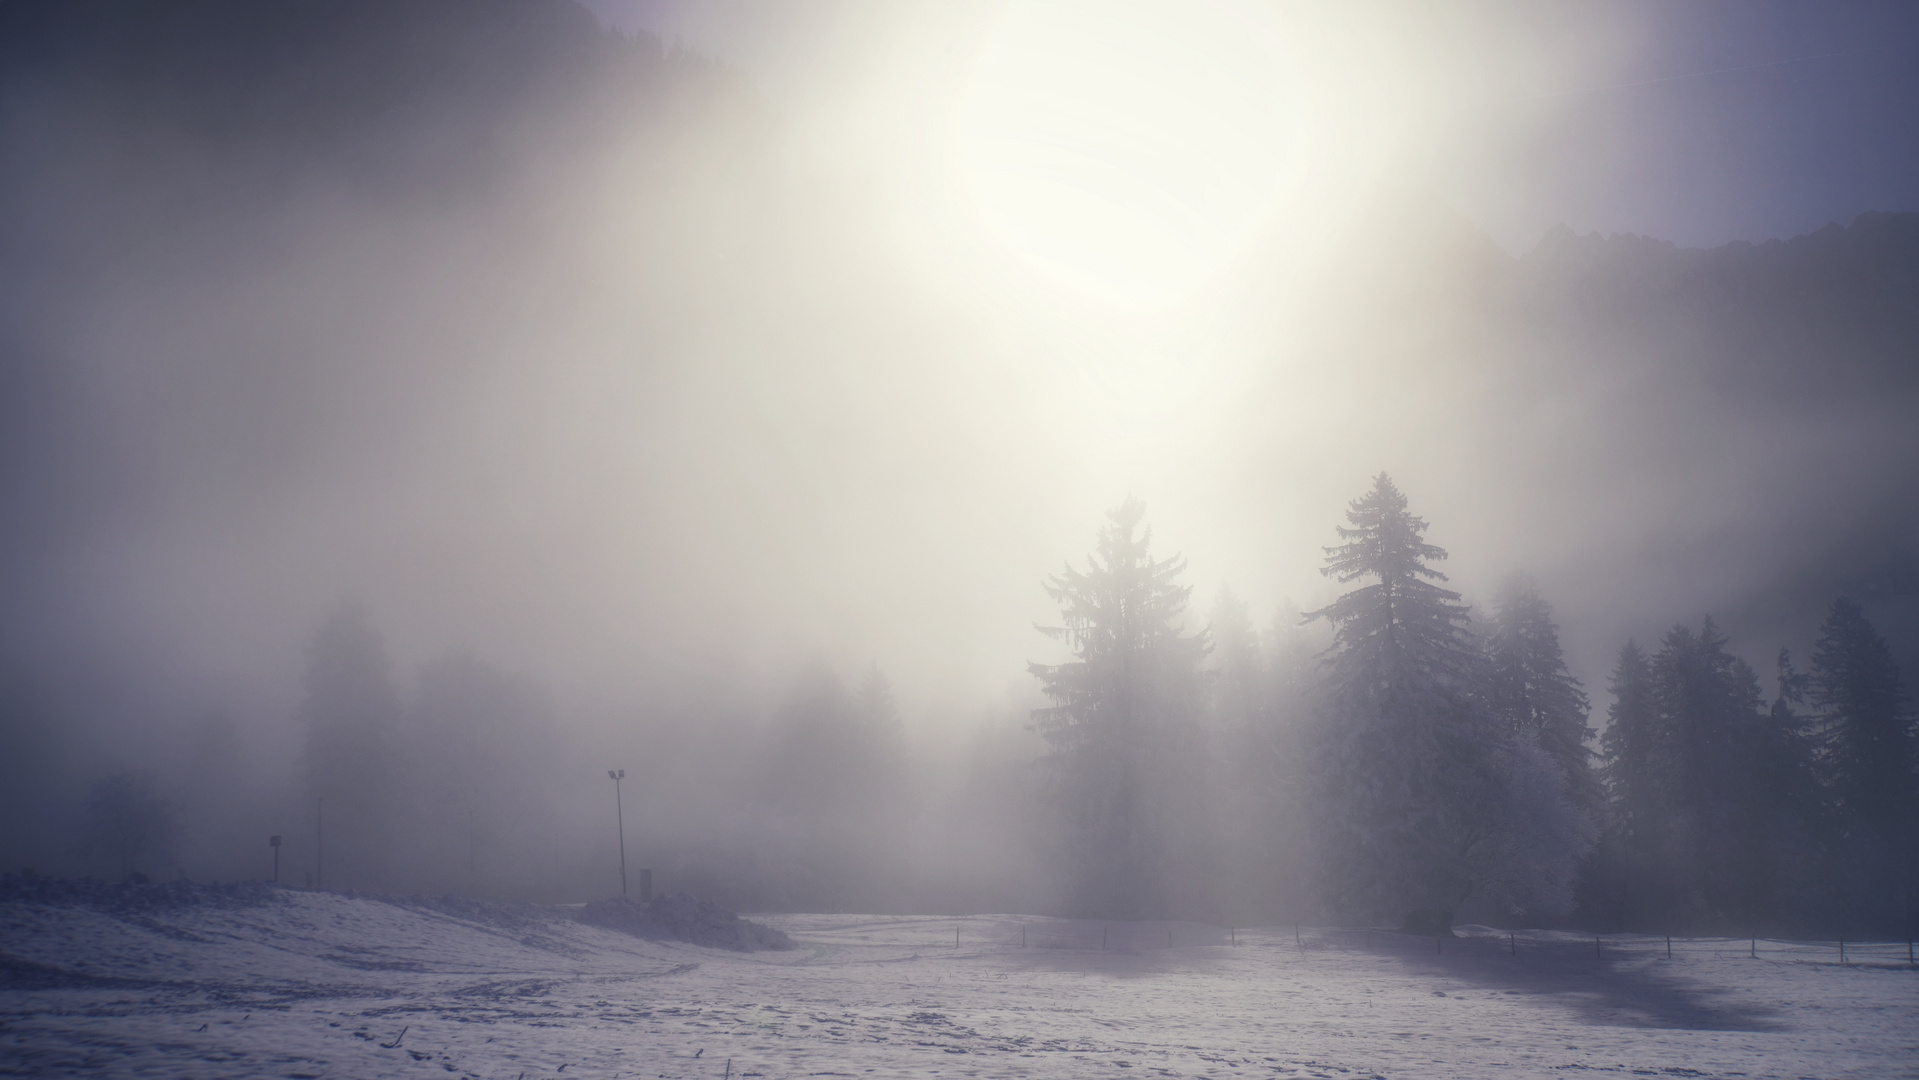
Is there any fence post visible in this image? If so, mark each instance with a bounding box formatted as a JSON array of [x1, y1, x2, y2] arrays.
[[1666, 935, 1671, 960], [1750, 935, 1756, 959], [1839, 938, 1845, 965]]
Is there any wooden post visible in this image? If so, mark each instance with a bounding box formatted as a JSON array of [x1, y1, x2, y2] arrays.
[[1750, 935, 1756, 959], [1665, 935, 1671, 960]]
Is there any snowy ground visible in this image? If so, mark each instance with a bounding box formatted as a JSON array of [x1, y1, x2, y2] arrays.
[[3, 886, 1916, 1079]]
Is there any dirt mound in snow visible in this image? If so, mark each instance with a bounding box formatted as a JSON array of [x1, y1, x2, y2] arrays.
[[577, 893, 794, 951]]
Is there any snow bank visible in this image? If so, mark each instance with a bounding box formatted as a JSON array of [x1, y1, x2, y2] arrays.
[[576, 892, 795, 951]]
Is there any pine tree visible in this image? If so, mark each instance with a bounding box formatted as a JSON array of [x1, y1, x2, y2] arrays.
[[1599, 642, 1659, 837], [1484, 577, 1600, 813], [1309, 475, 1476, 685], [1809, 598, 1916, 932], [1030, 497, 1208, 917], [1307, 474, 1575, 928], [1642, 618, 1817, 930], [1578, 641, 1662, 928]]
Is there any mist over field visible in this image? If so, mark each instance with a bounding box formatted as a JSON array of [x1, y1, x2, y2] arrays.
[[1, 0, 1915, 937]]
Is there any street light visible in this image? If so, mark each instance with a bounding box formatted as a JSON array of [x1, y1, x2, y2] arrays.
[[269, 835, 282, 884], [608, 769, 628, 897]]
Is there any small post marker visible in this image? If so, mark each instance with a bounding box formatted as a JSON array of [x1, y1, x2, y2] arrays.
[[955, 925, 960, 949], [1839, 938, 1846, 965], [1665, 935, 1671, 960], [1750, 935, 1756, 959], [1231, 927, 1236, 946], [1294, 923, 1301, 947], [1510, 930, 1515, 956], [269, 835, 281, 884]]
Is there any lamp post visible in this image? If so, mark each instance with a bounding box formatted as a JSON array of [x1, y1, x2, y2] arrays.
[[269, 835, 282, 884], [608, 769, 628, 897]]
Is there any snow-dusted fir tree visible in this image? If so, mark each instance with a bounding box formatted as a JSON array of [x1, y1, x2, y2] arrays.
[[1308, 474, 1583, 929], [1809, 598, 1916, 931], [1031, 497, 1209, 918], [1484, 578, 1600, 813]]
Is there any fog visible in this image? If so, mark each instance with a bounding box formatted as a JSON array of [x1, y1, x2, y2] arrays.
[[2, 1, 1914, 922]]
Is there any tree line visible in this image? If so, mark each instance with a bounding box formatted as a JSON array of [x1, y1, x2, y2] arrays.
[[72, 473, 1913, 933], [1033, 475, 1916, 935]]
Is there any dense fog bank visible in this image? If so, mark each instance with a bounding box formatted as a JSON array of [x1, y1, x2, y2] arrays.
[[0, 1, 1913, 930]]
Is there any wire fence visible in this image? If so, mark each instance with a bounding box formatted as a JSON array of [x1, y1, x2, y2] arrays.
[[914, 916, 1919, 969]]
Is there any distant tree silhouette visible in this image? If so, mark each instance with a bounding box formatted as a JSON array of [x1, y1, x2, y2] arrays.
[[300, 604, 402, 891], [1484, 577, 1599, 815], [1810, 598, 1916, 932], [83, 771, 175, 880], [1031, 497, 1208, 918], [1591, 619, 1823, 931]]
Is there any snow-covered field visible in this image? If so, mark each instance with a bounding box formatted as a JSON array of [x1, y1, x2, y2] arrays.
[[3, 884, 1916, 1079]]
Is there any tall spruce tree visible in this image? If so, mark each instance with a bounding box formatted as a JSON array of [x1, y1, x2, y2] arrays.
[[1809, 598, 1916, 932], [1308, 474, 1578, 929], [1030, 497, 1208, 918], [1579, 641, 1663, 928], [1484, 577, 1600, 814]]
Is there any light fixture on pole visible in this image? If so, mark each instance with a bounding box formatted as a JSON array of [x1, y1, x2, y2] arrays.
[[608, 769, 628, 897]]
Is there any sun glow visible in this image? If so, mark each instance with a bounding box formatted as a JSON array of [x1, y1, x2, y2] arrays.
[[952, 0, 1312, 309]]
